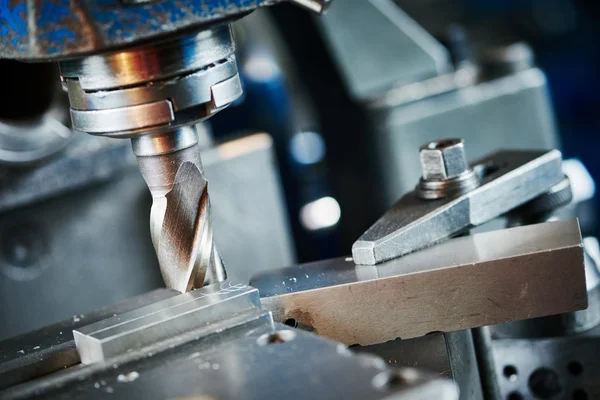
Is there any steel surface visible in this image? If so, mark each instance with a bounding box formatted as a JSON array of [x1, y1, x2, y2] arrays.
[[353, 149, 563, 265], [65, 58, 238, 112], [73, 282, 258, 364], [255, 220, 587, 345], [70, 100, 175, 134], [134, 127, 225, 292], [0, 289, 177, 390], [4, 322, 458, 400]]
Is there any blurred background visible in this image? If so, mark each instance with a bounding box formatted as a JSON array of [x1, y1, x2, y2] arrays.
[[214, 0, 600, 260]]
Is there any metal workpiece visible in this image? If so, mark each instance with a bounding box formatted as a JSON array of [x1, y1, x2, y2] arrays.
[[5, 322, 458, 400], [254, 219, 587, 346], [0, 289, 177, 390], [1, 284, 457, 399], [73, 281, 258, 364], [60, 25, 242, 137], [493, 236, 600, 340], [134, 127, 225, 292], [353, 149, 563, 266]]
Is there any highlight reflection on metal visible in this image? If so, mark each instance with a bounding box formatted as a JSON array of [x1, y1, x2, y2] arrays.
[[300, 196, 341, 231], [254, 219, 587, 346], [74, 282, 257, 364], [60, 26, 242, 138], [134, 127, 226, 292]]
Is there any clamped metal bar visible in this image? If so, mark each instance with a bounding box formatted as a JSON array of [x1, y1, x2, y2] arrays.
[[353, 143, 564, 265]]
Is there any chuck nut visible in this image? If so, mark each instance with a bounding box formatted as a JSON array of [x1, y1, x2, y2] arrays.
[[419, 139, 469, 181]]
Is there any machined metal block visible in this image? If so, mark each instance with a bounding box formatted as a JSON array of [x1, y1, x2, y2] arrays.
[[74, 282, 262, 364], [254, 220, 587, 345]]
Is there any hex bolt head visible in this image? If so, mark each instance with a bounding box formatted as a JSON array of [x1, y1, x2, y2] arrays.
[[419, 139, 469, 181]]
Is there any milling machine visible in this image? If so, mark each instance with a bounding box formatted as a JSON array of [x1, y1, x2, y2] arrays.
[[0, 1, 599, 400]]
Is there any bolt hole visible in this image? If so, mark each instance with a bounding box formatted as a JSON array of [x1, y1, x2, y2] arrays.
[[425, 138, 462, 150], [507, 392, 524, 400], [372, 369, 419, 391], [529, 367, 562, 399], [503, 365, 518, 381], [568, 361, 583, 376], [284, 318, 298, 328], [256, 330, 296, 346], [573, 388, 588, 400]]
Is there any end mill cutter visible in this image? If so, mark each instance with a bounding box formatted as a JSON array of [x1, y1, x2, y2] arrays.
[[58, 25, 240, 292], [132, 127, 226, 291]]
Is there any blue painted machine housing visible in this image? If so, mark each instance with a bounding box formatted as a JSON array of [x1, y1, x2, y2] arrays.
[[0, 0, 285, 60]]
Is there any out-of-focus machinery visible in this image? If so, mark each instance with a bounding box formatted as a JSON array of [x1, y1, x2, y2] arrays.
[[0, 1, 599, 399]]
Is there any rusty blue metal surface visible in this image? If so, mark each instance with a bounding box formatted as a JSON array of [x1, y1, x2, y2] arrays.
[[0, 0, 286, 60]]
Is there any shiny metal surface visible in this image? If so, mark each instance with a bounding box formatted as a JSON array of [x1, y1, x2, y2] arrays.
[[211, 73, 244, 108], [419, 139, 469, 180], [493, 236, 600, 339], [4, 318, 458, 400], [353, 149, 563, 265], [417, 138, 479, 199], [59, 25, 235, 91], [254, 220, 586, 345], [61, 25, 244, 290], [131, 130, 198, 157], [74, 282, 257, 364], [65, 57, 238, 112], [70, 100, 175, 134], [0, 289, 177, 390], [135, 127, 225, 292], [0, 132, 294, 341], [60, 27, 242, 137]]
